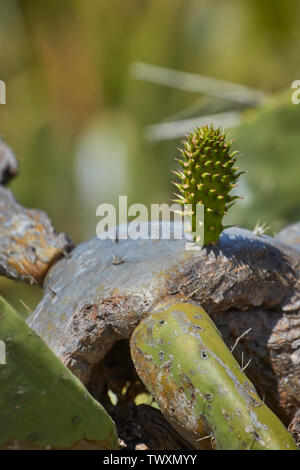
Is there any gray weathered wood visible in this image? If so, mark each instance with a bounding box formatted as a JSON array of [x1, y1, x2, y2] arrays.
[[0, 186, 72, 285], [27, 222, 300, 425], [277, 222, 300, 253]]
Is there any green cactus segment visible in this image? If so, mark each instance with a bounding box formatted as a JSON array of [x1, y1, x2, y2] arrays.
[[172, 125, 243, 244], [130, 302, 298, 450], [0, 296, 118, 450]]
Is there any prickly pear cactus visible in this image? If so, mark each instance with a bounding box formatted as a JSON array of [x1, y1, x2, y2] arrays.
[[172, 125, 243, 244], [0, 296, 118, 450], [130, 302, 298, 450]]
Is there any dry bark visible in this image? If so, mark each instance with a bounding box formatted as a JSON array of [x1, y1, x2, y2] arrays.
[[288, 408, 300, 446], [0, 186, 73, 285], [26, 223, 300, 427], [277, 222, 300, 253]]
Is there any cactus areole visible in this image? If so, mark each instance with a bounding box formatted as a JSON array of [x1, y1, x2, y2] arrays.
[[173, 125, 243, 244]]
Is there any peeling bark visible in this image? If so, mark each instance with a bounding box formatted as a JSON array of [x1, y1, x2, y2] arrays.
[[0, 186, 73, 285]]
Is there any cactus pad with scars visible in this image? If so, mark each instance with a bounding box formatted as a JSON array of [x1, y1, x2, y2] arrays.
[[0, 296, 118, 450], [172, 125, 243, 244], [130, 302, 298, 450]]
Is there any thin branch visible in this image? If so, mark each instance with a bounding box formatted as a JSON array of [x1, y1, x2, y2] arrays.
[[130, 62, 267, 105], [231, 328, 252, 352], [18, 299, 32, 314], [196, 434, 214, 442], [144, 111, 242, 141], [242, 358, 252, 371]]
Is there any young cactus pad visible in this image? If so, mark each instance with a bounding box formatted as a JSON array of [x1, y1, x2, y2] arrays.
[[172, 125, 243, 244], [0, 296, 118, 450], [130, 302, 298, 450]]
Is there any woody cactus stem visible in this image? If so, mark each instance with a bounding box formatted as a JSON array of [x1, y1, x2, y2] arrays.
[[130, 302, 298, 450], [172, 125, 243, 244]]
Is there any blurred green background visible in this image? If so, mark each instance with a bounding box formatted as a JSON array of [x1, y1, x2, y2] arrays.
[[1, 0, 300, 315]]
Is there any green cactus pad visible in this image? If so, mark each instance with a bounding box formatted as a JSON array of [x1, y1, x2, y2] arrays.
[[172, 125, 243, 244], [130, 302, 298, 450], [0, 296, 118, 450]]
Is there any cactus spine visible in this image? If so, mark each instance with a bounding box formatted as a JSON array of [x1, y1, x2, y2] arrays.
[[130, 302, 298, 450], [0, 296, 118, 450], [172, 125, 243, 244]]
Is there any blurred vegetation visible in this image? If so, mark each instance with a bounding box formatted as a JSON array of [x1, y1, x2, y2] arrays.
[[0, 0, 300, 315]]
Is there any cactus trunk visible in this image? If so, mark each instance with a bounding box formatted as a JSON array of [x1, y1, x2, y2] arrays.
[[130, 301, 298, 450]]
